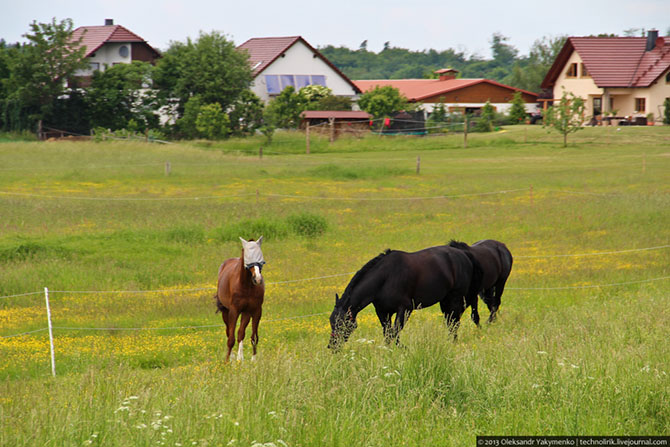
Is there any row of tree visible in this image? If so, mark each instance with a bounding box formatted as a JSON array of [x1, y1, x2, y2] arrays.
[[319, 33, 567, 94], [3, 19, 661, 139]]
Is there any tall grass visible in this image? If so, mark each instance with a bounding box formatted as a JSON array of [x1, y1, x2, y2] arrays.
[[0, 125, 669, 445]]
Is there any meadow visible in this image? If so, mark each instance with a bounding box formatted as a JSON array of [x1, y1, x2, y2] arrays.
[[1, 125, 669, 446]]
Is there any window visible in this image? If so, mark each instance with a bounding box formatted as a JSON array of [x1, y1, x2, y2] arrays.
[[264, 74, 328, 94], [311, 75, 326, 86], [581, 63, 590, 77], [264, 75, 281, 94], [295, 75, 311, 89], [567, 63, 578, 77], [280, 75, 295, 90], [593, 97, 602, 116], [666, 72, 670, 84], [89, 62, 100, 72], [635, 98, 646, 113]]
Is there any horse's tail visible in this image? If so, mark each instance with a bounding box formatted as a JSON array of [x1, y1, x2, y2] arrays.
[[214, 294, 226, 314], [462, 250, 484, 303], [496, 242, 514, 276]]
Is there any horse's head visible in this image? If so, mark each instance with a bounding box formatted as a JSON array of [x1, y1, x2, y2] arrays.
[[240, 236, 265, 286], [327, 293, 357, 351]]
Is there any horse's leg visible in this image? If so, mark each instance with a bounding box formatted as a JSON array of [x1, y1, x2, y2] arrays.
[[250, 309, 262, 361], [489, 278, 508, 323], [469, 293, 481, 327], [374, 306, 393, 344], [441, 299, 464, 341], [225, 309, 239, 362], [392, 308, 412, 345], [236, 312, 251, 362]]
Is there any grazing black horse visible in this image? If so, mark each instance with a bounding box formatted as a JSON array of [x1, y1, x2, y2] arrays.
[[328, 245, 483, 350], [448, 239, 513, 323]]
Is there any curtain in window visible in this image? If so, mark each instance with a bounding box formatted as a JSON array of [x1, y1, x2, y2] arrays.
[[265, 75, 281, 94], [296, 75, 311, 89], [311, 75, 326, 86], [280, 75, 295, 90]]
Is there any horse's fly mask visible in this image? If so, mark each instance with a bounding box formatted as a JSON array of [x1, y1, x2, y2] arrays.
[[240, 236, 265, 269]]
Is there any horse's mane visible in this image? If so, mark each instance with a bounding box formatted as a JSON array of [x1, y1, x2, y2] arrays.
[[339, 249, 392, 308], [448, 240, 470, 250]]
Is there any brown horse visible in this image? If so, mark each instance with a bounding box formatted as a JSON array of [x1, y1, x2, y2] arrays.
[[215, 237, 265, 361]]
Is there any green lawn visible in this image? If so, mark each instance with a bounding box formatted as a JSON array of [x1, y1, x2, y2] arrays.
[[1, 125, 669, 446]]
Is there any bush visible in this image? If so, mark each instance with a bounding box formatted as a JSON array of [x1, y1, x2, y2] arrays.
[[215, 213, 328, 241], [508, 91, 527, 124], [287, 213, 328, 237], [195, 103, 230, 140]]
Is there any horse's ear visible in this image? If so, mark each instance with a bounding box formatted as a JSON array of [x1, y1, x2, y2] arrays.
[[257, 235, 263, 245], [335, 293, 340, 305], [239, 237, 248, 245]]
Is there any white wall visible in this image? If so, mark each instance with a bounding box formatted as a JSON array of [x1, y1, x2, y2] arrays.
[[251, 40, 358, 103], [76, 43, 133, 76]]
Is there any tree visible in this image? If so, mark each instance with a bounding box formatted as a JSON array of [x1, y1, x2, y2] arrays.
[[490, 33, 518, 67], [4, 18, 88, 129], [504, 35, 566, 93], [314, 95, 352, 111], [196, 103, 230, 140], [663, 98, 670, 125], [264, 86, 305, 129], [542, 91, 585, 147], [357, 85, 407, 120], [228, 90, 263, 136], [508, 91, 527, 124], [426, 100, 447, 133], [154, 31, 252, 117], [474, 101, 495, 132], [177, 95, 203, 139], [86, 61, 158, 131], [299, 85, 332, 107]]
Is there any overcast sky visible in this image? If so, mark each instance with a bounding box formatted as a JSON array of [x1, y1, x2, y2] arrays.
[[2, 0, 669, 59]]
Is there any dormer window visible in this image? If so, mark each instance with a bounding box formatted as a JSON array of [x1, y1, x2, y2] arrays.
[[567, 63, 578, 78], [581, 63, 590, 77]]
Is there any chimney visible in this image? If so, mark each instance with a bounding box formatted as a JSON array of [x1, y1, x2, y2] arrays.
[[105, 19, 114, 26], [646, 29, 658, 51], [435, 68, 458, 81]]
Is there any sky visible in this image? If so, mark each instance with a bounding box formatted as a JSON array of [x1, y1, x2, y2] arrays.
[[1, 0, 669, 59]]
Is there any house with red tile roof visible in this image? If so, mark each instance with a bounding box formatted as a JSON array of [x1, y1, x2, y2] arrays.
[[354, 69, 539, 117], [541, 31, 670, 123], [237, 36, 360, 103], [70, 19, 160, 84]]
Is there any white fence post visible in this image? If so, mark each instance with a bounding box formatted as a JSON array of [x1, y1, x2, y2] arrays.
[[44, 287, 56, 377]]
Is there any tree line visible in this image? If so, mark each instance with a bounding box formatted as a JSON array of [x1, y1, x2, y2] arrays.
[[319, 33, 567, 93], [1, 19, 664, 140]]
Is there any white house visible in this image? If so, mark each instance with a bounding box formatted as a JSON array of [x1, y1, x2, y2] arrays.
[[237, 36, 360, 103], [70, 19, 160, 84]]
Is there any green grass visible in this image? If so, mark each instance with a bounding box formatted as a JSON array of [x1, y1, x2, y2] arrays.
[[0, 125, 669, 445]]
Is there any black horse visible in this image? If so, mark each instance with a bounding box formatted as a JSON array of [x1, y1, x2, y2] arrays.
[[328, 245, 483, 350], [448, 239, 513, 323]]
